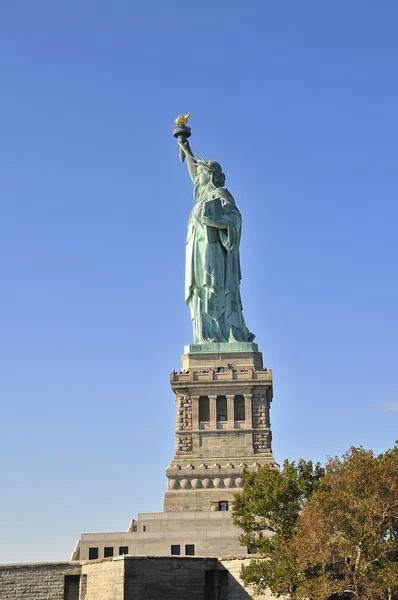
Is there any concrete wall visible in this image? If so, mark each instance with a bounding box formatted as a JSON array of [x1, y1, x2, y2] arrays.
[[77, 510, 249, 560], [164, 487, 240, 512]]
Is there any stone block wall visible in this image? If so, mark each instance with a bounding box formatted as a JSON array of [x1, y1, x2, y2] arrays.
[[176, 434, 193, 452], [253, 433, 270, 453], [218, 557, 275, 600], [0, 562, 81, 600], [81, 558, 124, 600], [124, 556, 217, 599], [176, 395, 192, 430], [252, 395, 269, 428], [0, 555, 279, 599], [168, 353, 276, 507]]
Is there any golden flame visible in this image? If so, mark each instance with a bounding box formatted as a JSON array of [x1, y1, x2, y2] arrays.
[[175, 112, 191, 127]]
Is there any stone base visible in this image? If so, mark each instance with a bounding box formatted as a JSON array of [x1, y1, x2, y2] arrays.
[[73, 509, 264, 561], [180, 348, 265, 371], [1, 555, 275, 600], [184, 342, 258, 354], [167, 346, 276, 513]]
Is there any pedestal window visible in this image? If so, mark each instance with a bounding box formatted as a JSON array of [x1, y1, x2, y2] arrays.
[[88, 547, 98, 560], [234, 395, 245, 421], [216, 396, 227, 421], [199, 396, 210, 422]]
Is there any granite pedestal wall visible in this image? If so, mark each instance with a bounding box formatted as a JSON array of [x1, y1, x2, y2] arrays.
[[165, 345, 276, 513], [72, 345, 277, 561]]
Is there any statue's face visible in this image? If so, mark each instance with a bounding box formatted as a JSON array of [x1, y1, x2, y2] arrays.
[[197, 165, 211, 187]]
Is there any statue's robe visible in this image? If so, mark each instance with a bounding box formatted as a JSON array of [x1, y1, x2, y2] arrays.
[[185, 185, 254, 344]]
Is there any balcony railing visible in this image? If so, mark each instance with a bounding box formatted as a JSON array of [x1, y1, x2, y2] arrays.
[[170, 369, 271, 383]]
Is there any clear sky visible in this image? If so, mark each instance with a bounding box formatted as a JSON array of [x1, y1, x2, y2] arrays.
[[1, 0, 397, 563]]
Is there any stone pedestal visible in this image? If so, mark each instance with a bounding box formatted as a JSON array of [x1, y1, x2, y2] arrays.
[[72, 343, 278, 561], [164, 344, 277, 512]]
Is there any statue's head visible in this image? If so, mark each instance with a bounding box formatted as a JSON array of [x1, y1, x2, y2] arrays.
[[197, 160, 226, 189]]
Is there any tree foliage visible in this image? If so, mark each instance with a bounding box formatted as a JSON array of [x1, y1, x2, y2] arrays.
[[232, 445, 398, 600], [231, 459, 324, 596], [294, 445, 398, 600]]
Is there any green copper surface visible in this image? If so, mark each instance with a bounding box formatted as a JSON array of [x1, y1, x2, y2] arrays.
[[175, 126, 255, 346]]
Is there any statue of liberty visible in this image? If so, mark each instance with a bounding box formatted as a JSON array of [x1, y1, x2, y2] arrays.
[[174, 115, 255, 345]]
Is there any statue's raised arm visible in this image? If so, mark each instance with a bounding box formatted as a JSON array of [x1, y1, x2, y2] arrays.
[[173, 113, 197, 183], [177, 137, 197, 183], [173, 113, 255, 346]]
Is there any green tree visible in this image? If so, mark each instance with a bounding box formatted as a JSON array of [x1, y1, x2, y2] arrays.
[[232, 445, 398, 600], [231, 459, 324, 597], [294, 445, 398, 600]]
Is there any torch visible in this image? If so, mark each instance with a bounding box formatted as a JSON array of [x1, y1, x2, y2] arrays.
[[173, 112, 191, 162]]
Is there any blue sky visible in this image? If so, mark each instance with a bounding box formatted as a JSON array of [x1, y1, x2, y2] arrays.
[[1, 0, 397, 563]]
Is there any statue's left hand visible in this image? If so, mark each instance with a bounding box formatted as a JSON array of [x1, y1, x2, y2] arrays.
[[202, 214, 227, 229]]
